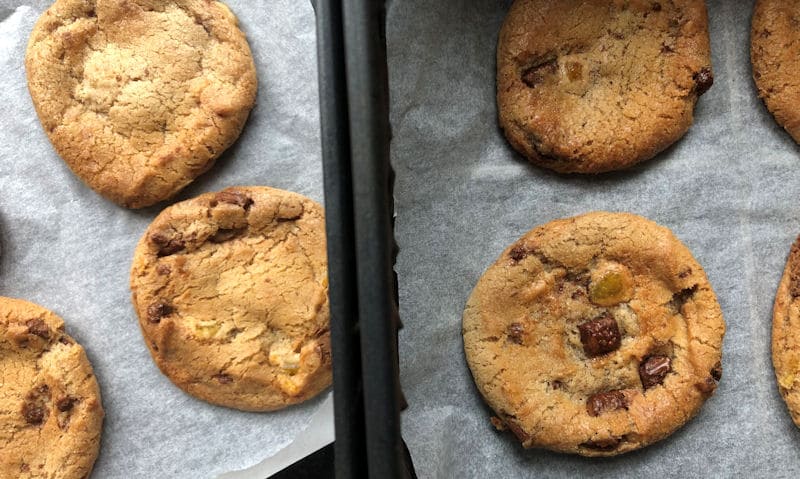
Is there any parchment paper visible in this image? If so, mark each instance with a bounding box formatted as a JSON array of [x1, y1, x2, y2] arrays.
[[0, 1, 330, 477], [390, 0, 800, 476]]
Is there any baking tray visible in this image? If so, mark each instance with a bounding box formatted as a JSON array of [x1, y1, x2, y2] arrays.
[[0, 1, 335, 477], [389, 0, 800, 477], [314, 0, 415, 477]]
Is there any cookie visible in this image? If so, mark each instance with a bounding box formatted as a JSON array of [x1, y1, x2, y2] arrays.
[[751, 0, 800, 144], [25, 0, 258, 208], [771, 235, 800, 427], [130, 187, 331, 411], [0, 297, 104, 478], [463, 212, 724, 456], [497, 0, 713, 174]]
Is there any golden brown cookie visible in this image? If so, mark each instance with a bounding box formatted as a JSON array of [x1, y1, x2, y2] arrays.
[[0, 297, 104, 478], [463, 212, 724, 456], [25, 0, 258, 208], [130, 187, 331, 411], [751, 0, 800, 144], [497, 0, 713, 174], [772, 235, 800, 427]]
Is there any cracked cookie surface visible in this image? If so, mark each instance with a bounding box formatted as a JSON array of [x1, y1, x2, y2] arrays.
[[130, 187, 331, 411], [497, 0, 712, 173], [0, 297, 104, 478], [751, 0, 800, 144], [25, 0, 258, 208], [463, 212, 724, 456], [771, 235, 800, 427]]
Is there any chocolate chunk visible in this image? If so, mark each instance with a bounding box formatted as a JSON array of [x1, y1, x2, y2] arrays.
[[565, 270, 590, 287], [210, 227, 245, 243], [22, 384, 51, 425], [693, 67, 714, 96], [56, 396, 77, 412], [503, 418, 530, 442], [147, 300, 174, 324], [507, 322, 525, 344], [25, 319, 50, 339], [639, 356, 671, 389], [21, 402, 47, 425], [522, 58, 558, 88], [509, 245, 528, 262], [489, 416, 506, 431], [213, 373, 233, 384], [150, 232, 185, 257], [59, 336, 73, 345], [156, 264, 171, 275], [668, 285, 698, 313], [608, 30, 625, 40], [652, 2, 662, 11], [696, 377, 717, 394], [581, 437, 621, 450], [678, 268, 692, 278], [550, 380, 564, 390], [710, 361, 722, 381], [661, 43, 674, 54], [212, 190, 254, 210], [315, 335, 333, 365], [587, 390, 629, 416], [578, 314, 621, 357], [228, 328, 243, 340]]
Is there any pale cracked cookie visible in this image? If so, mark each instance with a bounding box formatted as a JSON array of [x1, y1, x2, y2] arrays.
[[130, 187, 331, 411], [26, 0, 257, 208], [463, 212, 724, 456], [772, 235, 800, 427], [0, 297, 104, 478], [752, 0, 800, 144], [497, 0, 713, 174]]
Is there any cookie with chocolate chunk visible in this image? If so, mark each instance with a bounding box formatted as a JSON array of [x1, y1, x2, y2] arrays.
[[772, 235, 800, 427], [751, 0, 800, 144], [130, 187, 331, 411], [463, 212, 725, 456], [25, 0, 257, 208], [497, 0, 713, 173], [0, 297, 104, 478]]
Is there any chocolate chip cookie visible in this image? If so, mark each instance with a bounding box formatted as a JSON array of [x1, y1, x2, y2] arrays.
[[751, 0, 800, 144], [26, 0, 258, 208], [772, 235, 800, 427], [463, 212, 725, 456], [130, 187, 331, 411], [0, 297, 104, 478], [497, 0, 713, 173]]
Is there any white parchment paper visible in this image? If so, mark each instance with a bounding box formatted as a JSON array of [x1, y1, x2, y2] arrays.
[[0, 1, 329, 477], [390, 0, 800, 476]]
